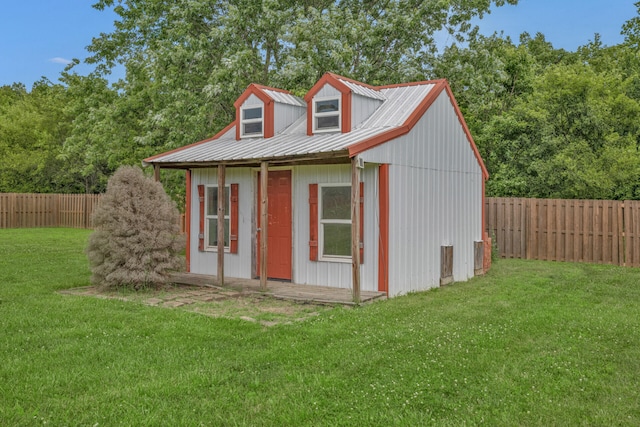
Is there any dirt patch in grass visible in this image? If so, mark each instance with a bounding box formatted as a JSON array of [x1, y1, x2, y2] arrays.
[[59, 284, 332, 326]]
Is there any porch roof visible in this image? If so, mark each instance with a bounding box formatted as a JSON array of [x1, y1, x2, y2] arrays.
[[143, 80, 441, 169]]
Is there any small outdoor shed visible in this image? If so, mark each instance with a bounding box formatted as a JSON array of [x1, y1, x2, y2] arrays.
[[144, 73, 489, 299]]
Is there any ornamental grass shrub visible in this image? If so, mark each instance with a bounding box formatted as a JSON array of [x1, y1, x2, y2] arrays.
[[86, 166, 185, 290]]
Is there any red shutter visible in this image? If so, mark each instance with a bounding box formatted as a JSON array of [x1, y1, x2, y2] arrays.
[[185, 170, 192, 272], [359, 182, 364, 264], [309, 184, 318, 261], [230, 183, 239, 254], [197, 184, 205, 251]]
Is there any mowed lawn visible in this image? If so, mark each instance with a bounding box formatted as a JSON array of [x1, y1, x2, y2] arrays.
[[1, 229, 640, 426]]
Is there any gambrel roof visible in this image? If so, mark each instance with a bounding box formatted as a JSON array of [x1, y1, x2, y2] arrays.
[[144, 73, 488, 179]]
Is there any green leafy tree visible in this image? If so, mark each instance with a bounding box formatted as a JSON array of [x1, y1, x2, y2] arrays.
[[0, 79, 78, 193], [486, 62, 640, 199], [62, 0, 517, 197], [86, 166, 184, 290]]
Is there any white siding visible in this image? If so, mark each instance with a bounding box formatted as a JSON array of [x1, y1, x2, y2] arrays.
[[274, 103, 305, 134], [291, 164, 379, 291], [351, 93, 383, 130], [359, 91, 484, 296], [189, 168, 255, 278], [315, 84, 341, 98], [242, 94, 263, 108]]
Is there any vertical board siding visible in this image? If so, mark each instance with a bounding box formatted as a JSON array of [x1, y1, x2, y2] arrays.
[[292, 164, 380, 291], [273, 103, 305, 134], [0, 193, 101, 229], [189, 168, 254, 279], [486, 198, 640, 267], [359, 91, 484, 296], [351, 94, 383, 129]]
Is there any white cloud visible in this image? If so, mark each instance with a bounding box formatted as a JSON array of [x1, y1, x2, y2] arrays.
[[49, 57, 72, 65]]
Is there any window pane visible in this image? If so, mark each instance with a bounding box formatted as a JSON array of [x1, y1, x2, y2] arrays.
[[316, 115, 339, 129], [322, 186, 351, 219], [244, 121, 262, 135], [243, 107, 262, 120], [207, 187, 229, 216], [208, 218, 230, 247], [207, 187, 218, 215], [223, 187, 229, 216], [315, 99, 339, 113], [323, 224, 351, 257]]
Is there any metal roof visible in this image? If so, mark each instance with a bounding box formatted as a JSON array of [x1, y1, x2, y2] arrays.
[[145, 81, 437, 166], [338, 78, 387, 101], [263, 89, 306, 107]]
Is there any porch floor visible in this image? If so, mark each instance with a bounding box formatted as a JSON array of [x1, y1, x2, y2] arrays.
[[170, 272, 386, 305]]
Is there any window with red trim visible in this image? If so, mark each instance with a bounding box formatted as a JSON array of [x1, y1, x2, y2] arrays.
[[312, 97, 341, 133], [202, 184, 239, 253], [308, 183, 364, 263]]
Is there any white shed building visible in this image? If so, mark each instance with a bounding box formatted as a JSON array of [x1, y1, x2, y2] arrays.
[[144, 73, 489, 299]]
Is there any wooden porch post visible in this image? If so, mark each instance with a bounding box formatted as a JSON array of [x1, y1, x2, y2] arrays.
[[351, 157, 361, 303], [217, 165, 226, 286], [153, 164, 161, 182], [260, 162, 269, 290]]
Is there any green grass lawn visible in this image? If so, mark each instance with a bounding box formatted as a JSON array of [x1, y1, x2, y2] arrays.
[[1, 228, 640, 426]]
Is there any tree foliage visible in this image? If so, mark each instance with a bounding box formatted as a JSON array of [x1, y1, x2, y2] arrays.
[[5, 0, 640, 202], [0, 80, 81, 193], [86, 166, 184, 290]]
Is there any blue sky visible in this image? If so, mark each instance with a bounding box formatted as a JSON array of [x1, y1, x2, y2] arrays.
[[0, 1, 637, 88]]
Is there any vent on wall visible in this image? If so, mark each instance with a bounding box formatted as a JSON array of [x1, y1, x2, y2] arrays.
[[440, 245, 453, 286]]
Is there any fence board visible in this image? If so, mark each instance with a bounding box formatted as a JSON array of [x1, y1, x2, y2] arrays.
[[1, 193, 185, 233], [0, 193, 100, 229], [485, 197, 637, 267], [626, 201, 640, 267]]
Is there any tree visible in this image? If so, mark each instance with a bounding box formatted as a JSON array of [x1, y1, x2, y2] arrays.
[[485, 61, 640, 199], [63, 0, 518, 197], [86, 166, 184, 290], [0, 79, 79, 193]]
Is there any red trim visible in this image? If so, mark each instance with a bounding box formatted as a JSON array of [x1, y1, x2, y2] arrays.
[[309, 184, 319, 261], [443, 83, 489, 179], [233, 83, 274, 108], [143, 121, 235, 164], [185, 170, 192, 272], [304, 73, 354, 136], [235, 84, 276, 140], [303, 73, 352, 103], [359, 181, 364, 264], [197, 184, 205, 251], [348, 81, 446, 156], [264, 101, 274, 138], [482, 178, 489, 240], [325, 72, 378, 90], [378, 164, 389, 294], [342, 91, 352, 134], [230, 183, 239, 254], [347, 80, 489, 181]]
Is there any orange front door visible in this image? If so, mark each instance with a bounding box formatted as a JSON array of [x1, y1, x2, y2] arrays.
[[257, 170, 292, 280]]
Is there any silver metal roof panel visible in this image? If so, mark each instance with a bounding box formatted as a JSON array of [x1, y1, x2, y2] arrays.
[[146, 82, 438, 165]]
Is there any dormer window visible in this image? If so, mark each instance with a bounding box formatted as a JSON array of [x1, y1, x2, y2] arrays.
[[313, 97, 341, 132], [240, 106, 263, 138]]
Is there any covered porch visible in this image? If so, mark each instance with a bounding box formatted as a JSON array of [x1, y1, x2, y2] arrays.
[[170, 272, 386, 306]]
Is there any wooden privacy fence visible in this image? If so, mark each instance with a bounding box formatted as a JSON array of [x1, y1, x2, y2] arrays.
[[0, 193, 187, 233], [0, 193, 101, 229], [485, 198, 640, 267]]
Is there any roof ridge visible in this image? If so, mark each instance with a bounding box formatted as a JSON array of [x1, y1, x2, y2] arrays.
[[376, 79, 447, 90], [326, 72, 380, 91]]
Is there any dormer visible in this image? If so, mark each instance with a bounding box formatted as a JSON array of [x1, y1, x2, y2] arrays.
[[303, 73, 386, 136], [234, 84, 305, 140]]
